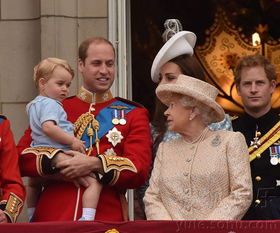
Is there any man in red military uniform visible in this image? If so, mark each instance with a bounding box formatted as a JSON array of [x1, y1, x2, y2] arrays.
[[0, 115, 25, 223], [17, 37, 152, 221]]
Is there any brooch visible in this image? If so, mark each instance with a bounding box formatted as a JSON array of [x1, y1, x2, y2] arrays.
[[211, 135, 221, 147]]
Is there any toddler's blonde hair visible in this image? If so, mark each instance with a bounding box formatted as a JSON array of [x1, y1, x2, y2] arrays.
[[33, 57, 74, 88]]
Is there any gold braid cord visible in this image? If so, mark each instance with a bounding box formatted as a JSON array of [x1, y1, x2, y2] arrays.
[[74, 112, 94, 140], [249, 121, 280, 162], [73, 108, 100, 155], [92, 118, 100, 154]]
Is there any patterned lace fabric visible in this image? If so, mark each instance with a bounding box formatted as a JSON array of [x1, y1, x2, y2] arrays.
[[144, 130, 252, 220], [136, 114, 233, 215]]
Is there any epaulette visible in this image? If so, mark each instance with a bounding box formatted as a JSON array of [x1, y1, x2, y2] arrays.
[[67, 95, 76, 99], [63, 95, 76, 101], [116, 97, 145, 108], [0, 114, 7, 120], [231, 115, 239, 121]]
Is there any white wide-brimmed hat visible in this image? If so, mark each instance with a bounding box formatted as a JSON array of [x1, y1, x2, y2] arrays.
[[151, 31, 197, 83], [156, 74, 225, 123]]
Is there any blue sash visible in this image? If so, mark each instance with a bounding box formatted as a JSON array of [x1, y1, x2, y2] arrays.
[[81, 100, 136, 148], [0, 117, 5, 124]]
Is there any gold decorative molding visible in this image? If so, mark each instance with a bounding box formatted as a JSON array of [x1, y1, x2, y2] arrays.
[[195, 8, 280, 114], [265, 42, 280, 107]]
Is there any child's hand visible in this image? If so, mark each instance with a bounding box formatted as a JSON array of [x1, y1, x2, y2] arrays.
[[0, 210, 8, 223], [71, 138, 86, 153]]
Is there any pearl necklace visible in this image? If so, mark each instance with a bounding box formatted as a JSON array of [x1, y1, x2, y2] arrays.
[[183, 127, 209, 144]]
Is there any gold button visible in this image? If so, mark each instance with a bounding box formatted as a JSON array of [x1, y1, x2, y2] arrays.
[[256, 154, 261, 159], [255, 199, 261, 204], [255, 176, 262, 181]]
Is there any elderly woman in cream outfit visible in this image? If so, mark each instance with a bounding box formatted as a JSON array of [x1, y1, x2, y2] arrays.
[[144, 75, 252, 220]]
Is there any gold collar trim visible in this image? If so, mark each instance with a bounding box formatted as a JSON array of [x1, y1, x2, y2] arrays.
[[77, 87, 113, 104]]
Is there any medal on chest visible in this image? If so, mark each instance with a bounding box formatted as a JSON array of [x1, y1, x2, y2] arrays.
[[111, 109, 127, 126], [250, 126, 261, 149], [112, 109, 120, 125], [269, 143, 280, 165]]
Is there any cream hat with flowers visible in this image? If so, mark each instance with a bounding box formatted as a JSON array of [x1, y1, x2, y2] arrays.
[[156, 74, 225, 123], [151, 31, 196, 83]]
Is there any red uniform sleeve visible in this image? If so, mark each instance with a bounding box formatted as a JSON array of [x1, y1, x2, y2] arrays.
[[112, 107, 152, 189], [0, 119, 25, 222]]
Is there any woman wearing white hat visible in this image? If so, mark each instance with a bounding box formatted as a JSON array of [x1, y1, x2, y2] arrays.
[[136, 21, 232, 216], [150, 21, 232, 132], [144, 75, 252, 220]]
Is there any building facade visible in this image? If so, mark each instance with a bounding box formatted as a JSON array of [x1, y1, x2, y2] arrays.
[[0, 0, 131, 143]]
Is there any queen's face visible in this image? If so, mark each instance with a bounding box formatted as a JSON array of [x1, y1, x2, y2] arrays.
[[164, 94, 192, 133], [159, 62, 182, 84]]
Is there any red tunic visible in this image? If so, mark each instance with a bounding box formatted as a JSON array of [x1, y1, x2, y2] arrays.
[[17, 96, 152, 221], [0, 117, 25, 222]]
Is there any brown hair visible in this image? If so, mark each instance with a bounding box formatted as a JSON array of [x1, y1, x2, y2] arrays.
[[152, 55, 206, 147], [33, 57, 74, 88], [234, 54, 277, 86], [170, 54, 206, 81], [78, 37, 115, 63]]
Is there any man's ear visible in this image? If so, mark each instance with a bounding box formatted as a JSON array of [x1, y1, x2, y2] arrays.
[[236, 84, 241, 96], [270, 79, 276, 94], [78, 58, 84, 73]]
